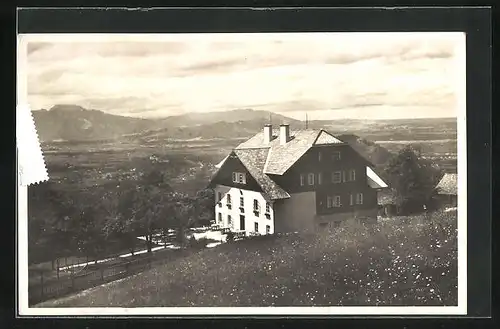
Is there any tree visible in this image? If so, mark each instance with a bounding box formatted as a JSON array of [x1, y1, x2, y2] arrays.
[[384, 145, 442, 215], [101, 190, 139, 256], [193, 189, 215, 226], [116, 169, 173, 253], [28, 182, 79, 266], [73, 203, 107, 262]]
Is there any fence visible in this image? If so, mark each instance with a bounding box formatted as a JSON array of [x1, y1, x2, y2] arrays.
[[28, 248, 190, 306]]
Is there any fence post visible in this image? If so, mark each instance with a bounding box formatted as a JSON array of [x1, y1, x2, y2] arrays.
[[40, 270, 44, 300]]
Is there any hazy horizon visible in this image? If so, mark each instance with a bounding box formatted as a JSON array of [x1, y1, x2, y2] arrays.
[[31, 104, 457, 122], [23, 32, 465, 121]]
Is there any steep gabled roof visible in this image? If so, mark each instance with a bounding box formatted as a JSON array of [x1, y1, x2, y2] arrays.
[[436, 173, 457, 195], [236, 129, 343, 175], [211, 127, 385, 200], [234, 148, 290, 200]]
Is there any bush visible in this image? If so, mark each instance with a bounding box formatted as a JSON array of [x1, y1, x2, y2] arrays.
[[226, 231, 235, 242], [188, 236, 210, 249]]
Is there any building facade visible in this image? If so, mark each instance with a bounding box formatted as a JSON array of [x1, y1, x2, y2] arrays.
[[208, 124, 388, 235]]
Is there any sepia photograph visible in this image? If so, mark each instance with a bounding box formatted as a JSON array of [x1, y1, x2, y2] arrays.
[[17, 31, 467, 315]]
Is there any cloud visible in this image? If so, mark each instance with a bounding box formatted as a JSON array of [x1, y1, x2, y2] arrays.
[[25, 33, 463, 119]]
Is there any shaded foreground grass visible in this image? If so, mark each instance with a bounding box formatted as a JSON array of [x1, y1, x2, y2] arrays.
[[37, 211, 457, 307]]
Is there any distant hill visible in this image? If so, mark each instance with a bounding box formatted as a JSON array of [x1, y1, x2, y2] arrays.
[[161, 108, 300, 127], [33, 105, 153, 142], [32, 106, 299, 142]]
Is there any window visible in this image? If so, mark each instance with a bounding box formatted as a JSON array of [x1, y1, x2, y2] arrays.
[[240, 197, 244, 208], [332, 171, 342, 183], [227, 194, 232, 204], [217, 192, 222, 202], [266, 225, 270, 234], [265, 202, 270, 213], [356, 193, 364, 205], [218, 212, 222, 223], [349, 169, 356, 181], [254, 222, 259, 232], [332, 151, 341, 161], [318, 172, 323, 185], [232, 172, 246, 184], [308, 173, 315, 185], [328, 195, 341, 208], [227, 214, 232, 227], [318, 151, 322, 162], [350, 194, 354, 206], [253, 199, 260, 213], [300, 174, 305, 186]]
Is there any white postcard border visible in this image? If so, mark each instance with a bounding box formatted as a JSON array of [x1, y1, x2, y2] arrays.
[[17, 32, 468, 316]]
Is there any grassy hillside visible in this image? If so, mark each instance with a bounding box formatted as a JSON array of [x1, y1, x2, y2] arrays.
[[37, 210, 457, 307]]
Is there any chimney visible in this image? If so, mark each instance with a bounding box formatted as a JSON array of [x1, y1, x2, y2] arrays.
[[280, 124, 290, 145], [263, 124, 272, 144]]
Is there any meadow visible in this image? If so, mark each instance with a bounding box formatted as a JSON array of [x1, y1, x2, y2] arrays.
[[37, 209, 457, 307]]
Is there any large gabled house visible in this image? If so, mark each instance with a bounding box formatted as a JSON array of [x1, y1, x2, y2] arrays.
[[208, 124, 388, 235]]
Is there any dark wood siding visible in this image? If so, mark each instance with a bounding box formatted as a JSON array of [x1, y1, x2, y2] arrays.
[[273, 144, 370, 192], [210, 153, 262, 192], [270, 144, 377, 215], [316, 185, 377, 215]]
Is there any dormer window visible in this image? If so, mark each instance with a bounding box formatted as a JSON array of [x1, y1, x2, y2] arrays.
[[232, 172, 246, 184], [332, 151, 341, 161]]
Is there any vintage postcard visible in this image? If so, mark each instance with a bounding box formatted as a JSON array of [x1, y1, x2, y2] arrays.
[[17, 32, 467, 316]]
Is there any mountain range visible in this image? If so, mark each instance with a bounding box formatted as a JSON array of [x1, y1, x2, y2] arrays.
[[32, 104, 456, 167], [32, 105, 301, 142]]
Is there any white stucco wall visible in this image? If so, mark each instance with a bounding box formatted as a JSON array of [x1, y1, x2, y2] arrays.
[[214, 185, 275, 235]]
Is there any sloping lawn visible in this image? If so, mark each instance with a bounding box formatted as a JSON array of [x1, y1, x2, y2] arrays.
[[37, 211, 457, 307]]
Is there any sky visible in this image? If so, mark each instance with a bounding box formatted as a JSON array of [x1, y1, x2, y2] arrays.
[[23, 32, 465, 120]]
